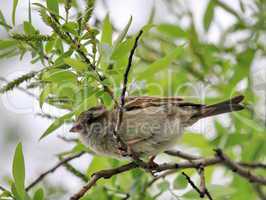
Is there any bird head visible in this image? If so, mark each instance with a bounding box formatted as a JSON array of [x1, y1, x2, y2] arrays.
[[69, 106, 106, 133]]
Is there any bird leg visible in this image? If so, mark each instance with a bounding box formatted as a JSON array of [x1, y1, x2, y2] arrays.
[[117, 138, 142, 158], [148, 155, 159, 169]]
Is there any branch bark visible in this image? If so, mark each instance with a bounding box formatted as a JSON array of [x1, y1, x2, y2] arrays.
[[215, 149, 266, 185], [70, 149, 266, 199], [70, 162, 138, 200]]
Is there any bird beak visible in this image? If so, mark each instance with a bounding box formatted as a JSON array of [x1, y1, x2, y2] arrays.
[[69, 123, 82, 133]]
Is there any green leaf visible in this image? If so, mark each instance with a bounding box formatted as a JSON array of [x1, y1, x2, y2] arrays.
[[46, 0, 59, 15], [11, 182, 21, 200], [64, 58, 87, 71], [0, 40, 17, 50], [101, 14, 113, 46], [12, 0, 19, 25], [111, 38, 134, 61], [87, 156, 111, 176], [42, 69, 77, 83], [23, 21, 35, 35], [12, 143, 25, 200], [113, 16, 132, 48], [157, 180, 169, 192], [157, 24, 187, 38], [0, 10, 12, 30], [39, 112, 74, 140], [39, 85, 51, 108], [182, 133, 213, 155], [173, 174, 187, 189], [97, 91, 113, 108], [74, 95, 98, 115], [136, 46, 184, 80], [62, 22, 78, 36], [204, 0, 216, 31], [33, 188, 44, 200], [45, 39, 55, 53]]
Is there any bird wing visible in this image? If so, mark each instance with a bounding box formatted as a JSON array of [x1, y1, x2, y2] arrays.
[[124, 96, 203, 111]]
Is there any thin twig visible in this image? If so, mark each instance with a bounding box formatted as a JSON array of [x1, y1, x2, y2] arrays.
[[254, 184, 266, 200], [197, 166, 213, 200], [165, 150, 266, 169], [0, 185, 13, 198], [26, 152, 85, 191], [0, 185, 9, 192], [182, 172, 203, 195], [113, 30, 143, 151], [165, 150, 201, 160], [239, 162, 266, 169], [182, 170, 213, 200], [215, 149, 266, 185], [146, 150, 266, 191], [58, 156, 89, 182], [70, 162, 138, 200], [144, 169, 176, 189]]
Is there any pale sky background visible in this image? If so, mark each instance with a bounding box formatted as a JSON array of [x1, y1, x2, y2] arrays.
[[0, 0, 265, 199]]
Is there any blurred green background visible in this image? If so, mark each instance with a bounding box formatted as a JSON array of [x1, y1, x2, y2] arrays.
[[0, 0, 266, 199]]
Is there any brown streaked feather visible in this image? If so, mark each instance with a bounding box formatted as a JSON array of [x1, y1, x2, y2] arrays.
[[124, 96, 188, 111]]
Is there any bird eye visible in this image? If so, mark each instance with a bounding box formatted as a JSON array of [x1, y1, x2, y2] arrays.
[[70, 124, 83, 132]]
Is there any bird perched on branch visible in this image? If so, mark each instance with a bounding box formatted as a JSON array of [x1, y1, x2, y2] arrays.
[[70, 95, 244, 162]]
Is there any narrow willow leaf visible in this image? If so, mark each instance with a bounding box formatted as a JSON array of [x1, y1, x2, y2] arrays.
[[33, 188, 44, 200], [46, 0, 59, 15], [204, 0, 216, 31], [11, 182, 21, 200], [111, 38, 134, 61], [157, 24, 187, 38], [42, 69, 77, 83], [39, 85, 51, 108], [0, 10, 12, 30], [39, 112, 74, 140], [74, 95, 98, 116], [23, 21, 35, 34], [12, 0, 19, 25], [173, 174, 187, 189], [157, 180, 169, 192], [113, 16, 132, 48], [101, 14, 113, 46], [0, 48, 18, 59], [0, 40, 17, 50], [64, 58, 87, 71], [137, 46, 184, 79], [12, 143, 25, 200]]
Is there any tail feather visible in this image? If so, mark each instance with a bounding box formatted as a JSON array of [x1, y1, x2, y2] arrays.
[[195, 95, 244, 119]]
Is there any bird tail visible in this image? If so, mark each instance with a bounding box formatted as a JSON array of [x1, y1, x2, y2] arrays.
[[193, 95, 245, 119]]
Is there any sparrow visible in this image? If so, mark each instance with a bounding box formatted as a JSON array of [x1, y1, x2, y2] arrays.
[[70, 95, 244, 160]]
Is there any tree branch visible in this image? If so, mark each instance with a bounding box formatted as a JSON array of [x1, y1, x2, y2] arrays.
[[165, 150, 266, 169], [69, 149, 266, 199], [70, 162, 138, 200], [26, 152, 85, 191], [215, 149, 266, 185], [165, 150, 201, 160], [197, 166, 213, 200], [182, 172, 205, 197]]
